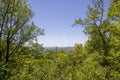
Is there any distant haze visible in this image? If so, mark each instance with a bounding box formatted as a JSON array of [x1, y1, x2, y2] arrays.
[[44, 47, 72, 51]]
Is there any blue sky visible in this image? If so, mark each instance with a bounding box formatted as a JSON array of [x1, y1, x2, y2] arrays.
[[28, 0, 92, 47]]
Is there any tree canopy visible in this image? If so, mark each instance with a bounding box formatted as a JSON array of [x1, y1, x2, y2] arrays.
[[0, 0, 120, 80]]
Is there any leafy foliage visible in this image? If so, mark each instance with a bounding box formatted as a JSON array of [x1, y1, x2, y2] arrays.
[[0, 0, 120, 80]]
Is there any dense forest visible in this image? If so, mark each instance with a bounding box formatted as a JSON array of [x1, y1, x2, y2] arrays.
[[0, 0, 120, 80]]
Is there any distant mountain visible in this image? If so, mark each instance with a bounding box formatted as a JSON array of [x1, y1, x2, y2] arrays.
[[44, 47, 72, 51]]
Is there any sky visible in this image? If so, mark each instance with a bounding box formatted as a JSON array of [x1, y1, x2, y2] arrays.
[[28, 0, 92, 47]]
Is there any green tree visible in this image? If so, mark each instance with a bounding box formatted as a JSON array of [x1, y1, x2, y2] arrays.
[[0, 0, 44, 63], [73, 0, 110, 66], [0, 0, 44, 79], [73, 0, 120, 79], [106, 0, 120, 79]]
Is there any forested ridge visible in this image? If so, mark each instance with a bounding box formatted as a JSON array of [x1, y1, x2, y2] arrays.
[[0, 0, 120, 80]]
